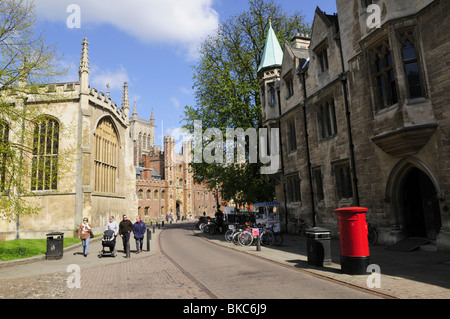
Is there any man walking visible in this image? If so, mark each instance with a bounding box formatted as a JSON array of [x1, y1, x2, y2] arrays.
[[119, 215, 133, 256], [133, 216, 146, 253], [105, 216, 119, 236]]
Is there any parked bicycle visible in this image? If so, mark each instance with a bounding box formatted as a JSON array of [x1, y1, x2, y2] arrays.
[[289, 219, 308, 236], [368, 223, 378, 246]]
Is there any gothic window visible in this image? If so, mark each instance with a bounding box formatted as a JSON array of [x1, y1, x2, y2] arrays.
[[317, 46, 329, 73], [269, 85, 276, 108], [334, 162, 353, 200], [286, 174, 301, 203], [31, 117, 59, 191], [287, 119, 297, 152], [0, 121, 9, 191], [371, 40, 398, 110], [154, 190, 158, 199], [317, 98, 337, 139], [137, 189, 143, 199], [146, 189, 151, 200], [94, 117, 118, 193], [284, 75, 294, 99], [399, 30, 424, 99]]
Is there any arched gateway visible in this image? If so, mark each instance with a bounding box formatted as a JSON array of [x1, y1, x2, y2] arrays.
[[386, 158, 442, 241]]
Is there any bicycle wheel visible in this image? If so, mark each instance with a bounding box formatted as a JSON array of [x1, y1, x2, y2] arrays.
[[239, 231, 253, 246], [225, 229, 234, 242], [368, 229, 378, 246], [274, 232, 283, 246], [232, 231, 241, 245], [260, 230, 274, 246]]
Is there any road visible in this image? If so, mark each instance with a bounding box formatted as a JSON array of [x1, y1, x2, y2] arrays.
[[0, 221, 381, 301], [160, 222, 380, 299]]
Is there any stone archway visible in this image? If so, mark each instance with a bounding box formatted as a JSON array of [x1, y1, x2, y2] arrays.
[[386, 158, 442, 241]]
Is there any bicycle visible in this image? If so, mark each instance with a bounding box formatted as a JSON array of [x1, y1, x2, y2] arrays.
[[225, 223, 244, 243], [289, 219, 308, 236], [368, 223, 378, 246]]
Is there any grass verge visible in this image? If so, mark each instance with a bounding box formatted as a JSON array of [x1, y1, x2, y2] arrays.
[[0, 237, 82, 261]]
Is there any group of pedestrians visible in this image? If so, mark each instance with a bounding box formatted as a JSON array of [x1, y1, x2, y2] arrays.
[[77, 215, 147, 257]]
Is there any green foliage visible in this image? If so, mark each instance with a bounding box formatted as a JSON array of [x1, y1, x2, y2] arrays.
[[183, 0, 310, 206], [0, 0, 68, 222]]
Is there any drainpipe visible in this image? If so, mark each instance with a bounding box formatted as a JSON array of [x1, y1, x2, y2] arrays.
[[298, 62, 316, 227], [334, 32, 360, 206]]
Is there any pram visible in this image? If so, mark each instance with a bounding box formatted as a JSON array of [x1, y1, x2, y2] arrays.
[[98, 229, 117, 258]]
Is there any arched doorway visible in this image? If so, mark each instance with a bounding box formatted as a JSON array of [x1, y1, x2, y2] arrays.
[[399, 167, 442, 240], [176, 201, 181, 220]]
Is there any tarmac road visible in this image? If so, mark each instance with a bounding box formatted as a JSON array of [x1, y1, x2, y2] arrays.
[[160, 222, 381, 299]]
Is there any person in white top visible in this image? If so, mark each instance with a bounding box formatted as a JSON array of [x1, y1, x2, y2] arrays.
[[105, 216, 119, 236]]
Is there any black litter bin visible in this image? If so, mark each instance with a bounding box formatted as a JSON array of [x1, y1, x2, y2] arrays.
[[306, 227, 331, 267], [46, 232, 64, 260]]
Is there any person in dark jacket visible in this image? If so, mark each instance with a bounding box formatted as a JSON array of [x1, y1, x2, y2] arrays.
[[119, 215, 133, 255], [133, 216, 146, 253]]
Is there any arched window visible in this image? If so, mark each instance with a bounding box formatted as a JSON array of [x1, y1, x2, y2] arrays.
[[154, 190, 158, 199], [146, 189, 151, 200], [31, 117, 59, 191], [94, 117, 118, 193], [0, 121, 9, 191]]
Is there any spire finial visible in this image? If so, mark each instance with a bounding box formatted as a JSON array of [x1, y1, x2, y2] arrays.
[[106, 83, 110, 99], [79, 37, 89, 74], [132, 101, 137, 116], [122, 82, 129, 110]]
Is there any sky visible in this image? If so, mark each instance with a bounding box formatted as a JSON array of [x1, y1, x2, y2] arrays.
[[34, 0, 337, 149]]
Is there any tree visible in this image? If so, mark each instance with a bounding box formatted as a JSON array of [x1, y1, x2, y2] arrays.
[[0, 0, 65, 224], [183, 0, 310, 207]]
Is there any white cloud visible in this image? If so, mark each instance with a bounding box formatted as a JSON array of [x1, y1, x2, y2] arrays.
[[90, 65, 130, 92], [35, 0, 219, 60], [171, 97, 180, 109]]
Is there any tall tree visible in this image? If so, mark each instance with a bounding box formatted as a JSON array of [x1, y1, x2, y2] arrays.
[[0, 0, 65, 224], [183, 0, 310, 207]]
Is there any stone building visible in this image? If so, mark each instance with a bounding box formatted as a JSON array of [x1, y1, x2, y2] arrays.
[[131, 109, 223, 223], [259, 0, 450, 251], [0, 38, 137, 240]]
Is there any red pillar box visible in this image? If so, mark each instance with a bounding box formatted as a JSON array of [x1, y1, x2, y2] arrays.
[[334, 207, 370, 275]]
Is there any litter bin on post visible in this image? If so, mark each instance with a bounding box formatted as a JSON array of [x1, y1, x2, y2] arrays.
[[46, 232, 64, 260], [334, 207, 370, 275], [306, 227, 331, 267]]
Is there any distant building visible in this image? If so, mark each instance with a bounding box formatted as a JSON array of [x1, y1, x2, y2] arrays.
[[259, 0, 450, 251], [131, 105, 225, 222]]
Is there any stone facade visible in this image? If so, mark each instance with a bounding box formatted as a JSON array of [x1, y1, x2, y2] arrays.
[[260, 0, 450, 251], [0, 38, 137, 240]]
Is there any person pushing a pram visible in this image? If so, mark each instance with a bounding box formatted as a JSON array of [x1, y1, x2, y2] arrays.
[[98, 216, 119, 258]]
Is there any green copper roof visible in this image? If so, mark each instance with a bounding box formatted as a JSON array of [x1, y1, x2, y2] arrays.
[[258, 22, 283, 72]]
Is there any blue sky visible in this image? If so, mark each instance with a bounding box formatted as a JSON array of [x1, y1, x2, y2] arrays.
[[35, 0, 337, 148]]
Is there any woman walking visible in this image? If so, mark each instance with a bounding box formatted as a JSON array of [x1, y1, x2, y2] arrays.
[[77, 217, 93, 257]]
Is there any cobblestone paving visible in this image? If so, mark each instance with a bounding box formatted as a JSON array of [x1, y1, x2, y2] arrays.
[[0, 253, 211, 299]]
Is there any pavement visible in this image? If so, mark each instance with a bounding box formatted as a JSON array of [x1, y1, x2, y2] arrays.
[[1, 220, 450, 299]]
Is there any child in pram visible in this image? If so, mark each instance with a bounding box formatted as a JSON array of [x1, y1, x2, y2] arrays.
[[98, 229, 117, 257]]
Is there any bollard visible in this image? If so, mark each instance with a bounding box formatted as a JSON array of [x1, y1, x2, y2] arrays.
[[126, 242, 130, 258], [256, 233, 261, 251], [146, 228, 151, 252], [162, 221, 164, 228], [153, 225, 156, 233]]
